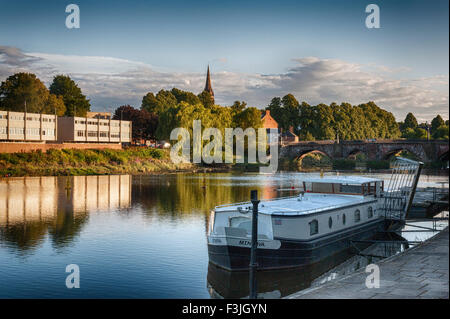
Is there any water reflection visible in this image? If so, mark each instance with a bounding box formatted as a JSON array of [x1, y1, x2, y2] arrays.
[[207, 236, 408, 299], [0, 175, 131, 251], [0, 172, 447, 298]]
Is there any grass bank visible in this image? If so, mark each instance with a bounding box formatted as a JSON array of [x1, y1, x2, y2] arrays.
[[0, 147, 198, 176]]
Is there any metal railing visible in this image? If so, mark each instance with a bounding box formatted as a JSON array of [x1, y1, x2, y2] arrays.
[[380, 157, 423, 221]]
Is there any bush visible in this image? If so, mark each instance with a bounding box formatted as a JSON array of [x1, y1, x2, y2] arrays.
[[333, 159, 356, 170], [366, 160, 390, 169]]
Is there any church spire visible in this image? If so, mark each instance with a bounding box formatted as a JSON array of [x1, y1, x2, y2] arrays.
[[204, 65, 214, 100]]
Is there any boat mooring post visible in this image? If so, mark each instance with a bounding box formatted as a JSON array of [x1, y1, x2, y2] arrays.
[[249, 190, 260, 299]]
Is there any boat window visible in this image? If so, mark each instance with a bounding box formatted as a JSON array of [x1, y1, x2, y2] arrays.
[[328, 217, 333, 229], [354, 209, 361, 222], [339, 184, 363, 194], [368, 207, 373, 218], [229, 216, 252, 234], [342, 214, 346, 225], [309, 220, 319, 236]]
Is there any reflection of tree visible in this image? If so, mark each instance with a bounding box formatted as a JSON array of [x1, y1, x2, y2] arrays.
[[47, 210, 89, 250], [132, 173, 282, 223], [0, 211, 90, 252], [0, 222, 49, 253]]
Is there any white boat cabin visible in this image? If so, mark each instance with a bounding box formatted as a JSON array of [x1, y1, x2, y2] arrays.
[[209, 176, 385, 243]]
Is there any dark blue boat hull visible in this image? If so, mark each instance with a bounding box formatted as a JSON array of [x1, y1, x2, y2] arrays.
[[208, 218, 397, 271]]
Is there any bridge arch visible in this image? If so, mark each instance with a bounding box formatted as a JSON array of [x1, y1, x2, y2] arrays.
[[296, 149, 332, 162], [438, 150, 449, 162], [345, 148, 368, 160], [382, 148, 423, 161]]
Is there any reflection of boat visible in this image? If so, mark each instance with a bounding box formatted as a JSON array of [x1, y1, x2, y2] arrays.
[[207, 158, 422, 271], [207, 235, 407, 299]]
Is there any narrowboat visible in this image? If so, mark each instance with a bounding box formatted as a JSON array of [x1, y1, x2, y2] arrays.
[[207, 157, 422, 271]]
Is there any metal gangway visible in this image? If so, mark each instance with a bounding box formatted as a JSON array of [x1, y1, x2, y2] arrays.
[[380, 157, 423, 223]]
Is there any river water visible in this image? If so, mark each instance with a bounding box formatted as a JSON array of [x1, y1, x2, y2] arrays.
[[0, 172, 448, 298]]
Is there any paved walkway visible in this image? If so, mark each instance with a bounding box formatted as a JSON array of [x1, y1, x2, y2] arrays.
[[286, 227, 449, 299]]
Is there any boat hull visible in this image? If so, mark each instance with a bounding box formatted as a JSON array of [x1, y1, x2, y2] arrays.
[[207, 218, 397, 271]]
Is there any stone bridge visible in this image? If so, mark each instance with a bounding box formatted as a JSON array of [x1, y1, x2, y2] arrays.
[[279, 139, 449, 163]]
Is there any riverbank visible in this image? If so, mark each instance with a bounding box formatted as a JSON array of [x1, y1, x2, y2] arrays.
[[0, 147, 219, 176], [285, 227, 449, 299]]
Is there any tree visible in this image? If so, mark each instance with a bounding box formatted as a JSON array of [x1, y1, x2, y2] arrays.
[[431, 115, 445, 135], [198, 91, 214, 108], [402, 127, 427, 140], [49, 75, 90, 116], [0, 72, 66, 115], [403, 113, 418, 129], [432, 124, 449, 140], [233, 107, 262, 130], [141, 89, 177, 115], [171, 88, 201, 105], [113, 105, 158, 141], [231, 101, 247, 113], [45, 94, 66, 116]]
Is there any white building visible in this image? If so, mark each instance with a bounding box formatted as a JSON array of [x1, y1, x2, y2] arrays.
[[57, 116, 132, 143], [0, 110, 57, 141]]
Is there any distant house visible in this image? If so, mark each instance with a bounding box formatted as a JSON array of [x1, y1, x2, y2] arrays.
[[261, 110, 278, 130], [281, 127, 299, 143], [261, 110, 279, 144]]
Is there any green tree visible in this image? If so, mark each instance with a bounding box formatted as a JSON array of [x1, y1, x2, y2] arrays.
[[403, 127, 428, 140], [403, 113, 418, 129], [49, 75, 90, 116], [0, 72, 66, 115], [231, 101, 247, 113], [198, 91, 214, 108], [171, 88, 201, 105], [432, 125, 449, 140], [233, 107, 262, 130], [113, 105, 158, 141], [142, 89, 177, 115], [431, 115, 445, 135]]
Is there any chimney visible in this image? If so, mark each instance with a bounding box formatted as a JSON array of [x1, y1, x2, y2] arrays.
[[289, 126, 294, 133]]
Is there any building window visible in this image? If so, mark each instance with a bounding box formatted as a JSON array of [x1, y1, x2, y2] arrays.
[[9, 127, 24, 135], [99, 132, 108, 137], [0, 127, 6, 134], [87, 131, 98, 137], [26, 128, 40, 135], [342, 213, 346, 225], [309, 219, 319, 236], [368, 207, 373, 218], [328, 216, 333, 229], [354, 209, 361, 222]]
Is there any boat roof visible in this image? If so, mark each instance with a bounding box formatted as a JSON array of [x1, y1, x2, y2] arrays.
[[215, 193, 374, 216], [303, 176, 382, 185]]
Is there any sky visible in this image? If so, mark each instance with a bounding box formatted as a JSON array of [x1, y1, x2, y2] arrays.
[[0, 0, 448, 121]]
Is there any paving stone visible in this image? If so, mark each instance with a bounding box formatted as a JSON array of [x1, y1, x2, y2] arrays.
[[285, 227, 449, 299]]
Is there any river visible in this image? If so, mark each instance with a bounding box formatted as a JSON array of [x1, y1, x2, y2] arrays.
[[0, 171, 448, 298]]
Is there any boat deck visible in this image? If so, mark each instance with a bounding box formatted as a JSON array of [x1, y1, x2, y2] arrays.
[[215, 193, 373, 216]]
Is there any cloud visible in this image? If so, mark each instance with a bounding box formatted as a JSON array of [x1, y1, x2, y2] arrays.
[[0, 45, 448, 121]]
